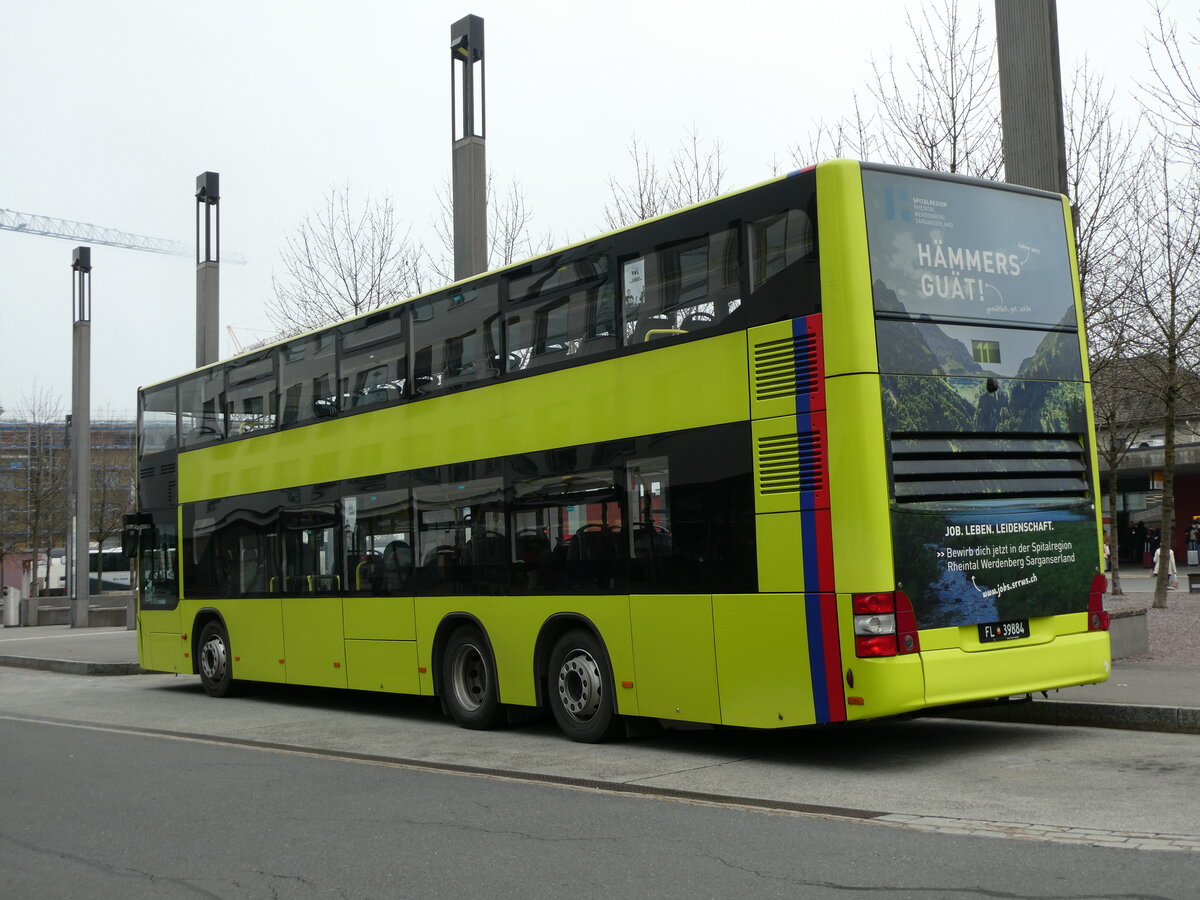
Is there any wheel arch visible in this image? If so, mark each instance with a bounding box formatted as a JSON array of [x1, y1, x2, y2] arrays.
[[430, 612, 498, 707], [190, 608, 229, 677], [533, 613, 608, 709]]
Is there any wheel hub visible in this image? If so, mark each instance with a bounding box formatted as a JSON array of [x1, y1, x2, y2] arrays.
[[451, 643, 487, 712], [200, 635, 227, 683], [557, 650, 602, 721]]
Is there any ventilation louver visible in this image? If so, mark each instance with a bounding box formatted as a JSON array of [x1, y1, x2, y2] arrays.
[[753, 333, 819, 401], [757, 431, 825, 495], [890, 434, 1089, 504]]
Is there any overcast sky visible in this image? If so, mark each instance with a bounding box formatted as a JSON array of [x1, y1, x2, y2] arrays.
[[0, 0, 1178, 419]]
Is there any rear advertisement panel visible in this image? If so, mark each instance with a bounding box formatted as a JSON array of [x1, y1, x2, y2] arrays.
[[889, 495, 1097, 630], [862, 168, 1098, 632]]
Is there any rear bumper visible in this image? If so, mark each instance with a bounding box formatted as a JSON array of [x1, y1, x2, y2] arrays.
[[922, 630, 1111, 707]]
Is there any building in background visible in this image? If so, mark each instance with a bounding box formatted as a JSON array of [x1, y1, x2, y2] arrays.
[[0, 417, 134, 596]]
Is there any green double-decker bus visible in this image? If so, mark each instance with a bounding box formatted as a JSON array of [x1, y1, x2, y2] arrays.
[[130, 159, 1111, 741]]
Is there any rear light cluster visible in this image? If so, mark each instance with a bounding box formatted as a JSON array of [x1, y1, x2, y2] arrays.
[[1088, 573, 1110, 632], [853, 591, 920, 658]]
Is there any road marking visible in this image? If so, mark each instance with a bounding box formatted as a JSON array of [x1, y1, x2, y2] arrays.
[[3, 711, 1197, 852]]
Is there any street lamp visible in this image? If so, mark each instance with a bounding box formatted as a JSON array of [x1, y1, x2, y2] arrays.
[[450, 14, 487, 280], [69, 246, 92, 628]]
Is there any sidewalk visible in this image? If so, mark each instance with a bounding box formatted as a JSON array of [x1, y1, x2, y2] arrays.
[[951, 662, 1200, 734], [1, 580, 1197, 734], [976, 563, 1200, 735], [0, 624, 142, 675]]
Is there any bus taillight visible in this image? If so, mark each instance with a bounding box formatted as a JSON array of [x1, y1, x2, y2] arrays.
[[853, 592, 921, 657], [1088, 574, 1110, 632], [894, 591, 921, 654]]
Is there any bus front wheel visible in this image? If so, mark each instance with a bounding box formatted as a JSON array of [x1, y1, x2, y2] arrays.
[[442, 625, 504, 730], [547, 629, 623, 743], [197, 621, 238, 698]]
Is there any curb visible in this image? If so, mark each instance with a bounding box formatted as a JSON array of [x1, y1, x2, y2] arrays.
[[3, 656, 1196, 735], [946, 700, 1200, 735], [0, 655, 145, 677]]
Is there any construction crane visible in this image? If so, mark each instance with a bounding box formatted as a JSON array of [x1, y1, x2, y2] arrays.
[[0, 207, 246, 264], [225, 325, 272, 354]]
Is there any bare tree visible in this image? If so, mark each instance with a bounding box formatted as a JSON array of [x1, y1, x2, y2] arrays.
[[1141, 2, 1200, 161], [430, 171, 556, 285], [792, 96, 880, 166], [1065, 63, 1142, 337], [1092, 343, 1151, 596], [490, 177, 555, 269], [666, 127, 728, 209], [89, 414, 135, 591], [603, 135, 673, 229], [0, 400, 12, 596], [603, 127, 727, 229], [267, 185, 426, 337], [1060, 62, 1147, 595], [13, 386, 67, 597], [794, 0, 1002, 177], [1122, 148, 1200, 608]]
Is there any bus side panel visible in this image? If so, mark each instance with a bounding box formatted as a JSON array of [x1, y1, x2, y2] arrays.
[[756, 512, 805, 592], [138, 607, 184, 673], [344, 596, 416, 641], [815, 159, 876, 378], [747, 315, 845, 725], [344, 639, 420, 694], [179, 333, 751, 504], [825, 373, 893, 593], [713, 593, 816, 727], [281, 596, 347, 689], [213, 598, 286, 683], [749, 508, 848, 726], [629, 594, 721, 723], [413, 596, 639, 715]]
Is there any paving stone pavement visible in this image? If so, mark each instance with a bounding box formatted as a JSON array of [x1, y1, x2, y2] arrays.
[[876, 814, 1200, 853]]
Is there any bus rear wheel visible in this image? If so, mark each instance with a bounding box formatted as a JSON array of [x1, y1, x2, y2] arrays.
[[547, 629, 623, 743], [442, 625, 504, 730], [197, 621, 238, 698]]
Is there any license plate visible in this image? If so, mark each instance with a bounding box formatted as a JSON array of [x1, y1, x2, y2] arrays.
[[978, 619, 1029, 643]]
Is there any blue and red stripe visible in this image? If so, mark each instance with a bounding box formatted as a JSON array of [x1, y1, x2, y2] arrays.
[[794, 315, 846, 724]]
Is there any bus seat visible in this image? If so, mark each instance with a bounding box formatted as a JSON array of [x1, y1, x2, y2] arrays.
[[680, 312, 715, 332], [382, 540, 413, 592]]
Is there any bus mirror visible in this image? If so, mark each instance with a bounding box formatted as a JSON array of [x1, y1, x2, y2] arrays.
[[121, 523, 139, 558], [121, 513, 153, 558]]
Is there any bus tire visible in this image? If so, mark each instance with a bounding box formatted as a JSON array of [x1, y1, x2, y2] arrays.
[[547, 629, 623, 743], [197, 621, 238, 698], [442, 625, 504, 730]]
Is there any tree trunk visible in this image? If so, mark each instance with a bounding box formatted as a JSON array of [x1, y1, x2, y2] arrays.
[[1107, 465, 1123, 595], [1153, 365, 1178, 609]]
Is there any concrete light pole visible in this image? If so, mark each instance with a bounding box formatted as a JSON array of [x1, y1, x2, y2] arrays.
[[68, 246, 92, 628], [196, 171, 220, 367], [451, 14, 487, 280], [995, 0, 1068, 196]]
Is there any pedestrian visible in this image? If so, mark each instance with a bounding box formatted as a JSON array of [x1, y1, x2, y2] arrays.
[[1153, 544, 1178, 589]]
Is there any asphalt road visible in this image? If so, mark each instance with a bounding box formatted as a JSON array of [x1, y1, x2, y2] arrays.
[[2, 715, 1197, 900], [1, 667, 1199, 896], [3, 668, 1200, 838]]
